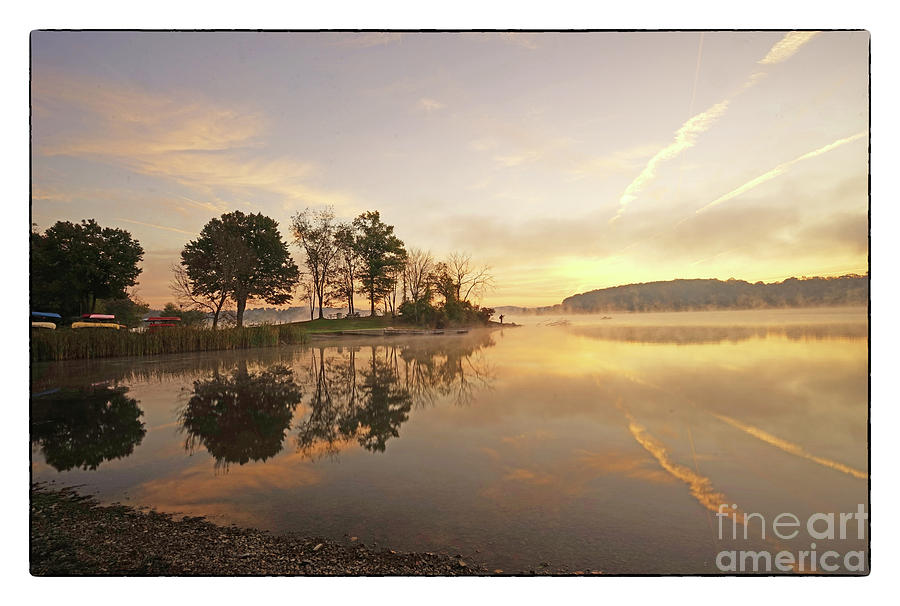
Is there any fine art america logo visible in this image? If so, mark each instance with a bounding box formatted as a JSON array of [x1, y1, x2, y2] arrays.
[[715, 504, 868, 573]]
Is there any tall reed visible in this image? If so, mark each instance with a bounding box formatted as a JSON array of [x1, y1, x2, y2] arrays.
[[30, 324, 308, 362]]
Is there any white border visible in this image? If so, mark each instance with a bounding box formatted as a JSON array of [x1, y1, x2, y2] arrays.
[[4, 1, 896, 603]]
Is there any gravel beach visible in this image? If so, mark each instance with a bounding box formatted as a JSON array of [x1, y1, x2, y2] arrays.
[[30, 484, 490, 576]]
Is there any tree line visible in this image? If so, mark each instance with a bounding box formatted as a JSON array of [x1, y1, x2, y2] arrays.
[[30, 207, 495, 328], [171, 206, 495, 327], [289, 207, 494, 327]]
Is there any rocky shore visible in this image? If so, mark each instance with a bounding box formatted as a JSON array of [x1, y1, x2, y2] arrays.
[[30, 484, 488, 576]]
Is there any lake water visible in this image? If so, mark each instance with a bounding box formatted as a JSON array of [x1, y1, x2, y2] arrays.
[[30, 307, 869, 574]]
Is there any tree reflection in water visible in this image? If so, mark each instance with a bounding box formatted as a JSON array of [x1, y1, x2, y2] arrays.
[[395, 334, 495, 407], [296, 333, 495, 460], [180, 363, 302, 469], [30, 385, 146, 471]]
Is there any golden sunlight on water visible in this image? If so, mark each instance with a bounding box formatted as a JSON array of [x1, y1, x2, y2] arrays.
[[30, 308, 867, 573]]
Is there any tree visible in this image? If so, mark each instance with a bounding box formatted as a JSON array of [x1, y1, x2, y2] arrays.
[[431, 261, 458, 305], [179, 223, 241, 329], [30, 219, 144, 317], [96, 294, 151, 328], [330, 222, 360, 316], [385, 266, 404, 317], [399, 257, 495, 328], [161, 302, 207, 327], [170, 263, 229, 328], [445, 252, 494, 303], [299, 277, 316, 321], [182, 211, 299, 327], [402, 248, 434, 324], [290, 207, 340, 320], [352, 211, 407, 316]]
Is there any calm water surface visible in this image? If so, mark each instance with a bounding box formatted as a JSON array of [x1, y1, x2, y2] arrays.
[[30, 308, 868, 573]]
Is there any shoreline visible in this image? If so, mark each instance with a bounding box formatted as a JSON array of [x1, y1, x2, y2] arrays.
[[30, 483, 492, 576], [31, 319, 507, 363]]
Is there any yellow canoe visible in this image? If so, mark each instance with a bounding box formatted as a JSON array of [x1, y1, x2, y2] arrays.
[[31, 321, 56, 330], [72, 322, 124, 330]]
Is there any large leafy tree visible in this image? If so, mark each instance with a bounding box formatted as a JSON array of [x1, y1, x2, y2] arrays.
[[352, 211, 407, 316], [182, 211, 299, 327], [30, 219, 144, 317]]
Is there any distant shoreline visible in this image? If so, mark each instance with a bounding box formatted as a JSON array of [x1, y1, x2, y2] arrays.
[[496, 302, 869, 317]]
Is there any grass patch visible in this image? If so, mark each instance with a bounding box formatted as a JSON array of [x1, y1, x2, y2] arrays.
[[289, 315, 393, 333], [30, 324, 308, 362]]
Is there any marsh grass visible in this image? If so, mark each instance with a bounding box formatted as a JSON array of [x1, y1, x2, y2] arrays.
[[30, 324, 308, 362]]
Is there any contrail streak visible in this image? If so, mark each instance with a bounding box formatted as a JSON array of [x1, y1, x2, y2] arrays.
[[114, 217, 196, 236], [695, 130, 867, 214], [758, 31, 820, 65], [712, 413, 867, 480], [688, 33, 705, 116], [165, 190, 226, 214], [610, 31, 820, 222], [610, 100, 730, 223]]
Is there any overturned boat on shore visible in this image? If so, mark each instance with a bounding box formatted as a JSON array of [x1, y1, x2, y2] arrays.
[[31, 311, 61, 329], [72, 313, 124, 330]]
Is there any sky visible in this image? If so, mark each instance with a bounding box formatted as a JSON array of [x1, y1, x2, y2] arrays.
[[30, 30, 869, 308]]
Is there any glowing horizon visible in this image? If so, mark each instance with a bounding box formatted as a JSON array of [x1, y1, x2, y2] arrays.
[[30, 31, 869, 309]]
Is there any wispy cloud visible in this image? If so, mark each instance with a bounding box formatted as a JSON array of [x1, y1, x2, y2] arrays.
[[758, 31, 820, 65], [34, 71, 265, 158], [331, 32, 403, 48], [31, 185, 74, 203], [695, 131, 867, 214], [569, 143, 663, 180], [493, 149, 543, 168], [418, 97, 446, 112], [33, 70, 357, 210], [497, 32, 540, 50], [484, 131, 578, 171], [469, 137, 499, 152], [610, 31, 822, 222]]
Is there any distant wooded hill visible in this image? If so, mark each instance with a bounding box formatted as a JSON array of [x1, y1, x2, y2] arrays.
[[559, 275, 868, 313]]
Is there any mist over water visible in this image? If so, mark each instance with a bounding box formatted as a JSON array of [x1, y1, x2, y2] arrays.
[[30, 308, 867, 573]]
